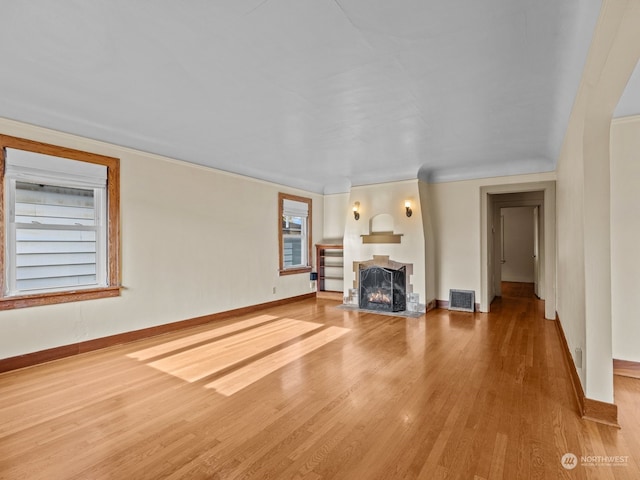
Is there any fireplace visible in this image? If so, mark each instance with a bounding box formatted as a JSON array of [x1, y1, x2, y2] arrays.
[[359, 265, 406, 312]]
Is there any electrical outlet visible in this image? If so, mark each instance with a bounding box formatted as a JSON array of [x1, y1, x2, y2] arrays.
[[272, 287, 276, 294], [574, 347, 583, 368]]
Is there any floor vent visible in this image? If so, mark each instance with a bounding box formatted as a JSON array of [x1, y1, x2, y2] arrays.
[[448, 289, 475, 312]]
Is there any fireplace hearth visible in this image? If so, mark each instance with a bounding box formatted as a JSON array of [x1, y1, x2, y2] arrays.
[[359, 265, 406, 312]]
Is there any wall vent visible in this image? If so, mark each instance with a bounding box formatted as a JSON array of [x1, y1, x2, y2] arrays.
[[448, 289, 475, 312]]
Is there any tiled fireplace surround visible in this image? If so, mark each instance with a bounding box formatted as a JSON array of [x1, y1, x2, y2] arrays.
[[351, 256, 414, 296]]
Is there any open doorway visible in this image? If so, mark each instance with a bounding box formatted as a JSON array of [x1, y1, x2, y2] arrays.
[[480, 181, 556, 319], [499, 205, 539, 298]]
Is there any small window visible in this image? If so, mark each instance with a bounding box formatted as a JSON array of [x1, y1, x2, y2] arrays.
[[1, 135, 120, 310], [278, 193, 312, 275]]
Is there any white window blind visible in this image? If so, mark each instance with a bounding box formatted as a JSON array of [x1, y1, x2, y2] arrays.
[[282, 199, 309, 218], [282, 199, 308, 269], [5, 148, 107, 187], [4, 148, 107, 295]]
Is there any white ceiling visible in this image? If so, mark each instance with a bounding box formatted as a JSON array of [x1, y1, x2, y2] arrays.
[[615, 59, 640, 119], [0, 1, 621, 193]]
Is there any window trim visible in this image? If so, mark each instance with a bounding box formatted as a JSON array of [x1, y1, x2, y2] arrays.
[[0, 134, 121, 310], [278, 192, 312, 276]]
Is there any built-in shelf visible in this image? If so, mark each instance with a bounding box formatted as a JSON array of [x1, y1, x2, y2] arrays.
[[316, 244, 343, 300]]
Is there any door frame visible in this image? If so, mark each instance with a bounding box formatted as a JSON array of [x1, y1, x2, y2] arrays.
[[533, 205, 540, 297], [480, 181, 556, 319]]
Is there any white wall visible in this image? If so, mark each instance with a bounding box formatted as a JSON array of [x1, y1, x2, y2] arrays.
[[418, 181, 437, 304], [0, 118, 323, 360], [611, 115, 640, 363], [322, 193, 349, 243], [501, 207, 535, 283], [427, 172, 555, 303], [556, 91, 588, 390], [555, 0, 640, 403]]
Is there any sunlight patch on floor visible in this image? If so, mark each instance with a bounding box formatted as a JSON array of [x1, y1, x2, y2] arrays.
[[206, 325, 350, 395], [127, 314, 279, 361], [128, 317, 349, 394], [147, 318, 322, 382]]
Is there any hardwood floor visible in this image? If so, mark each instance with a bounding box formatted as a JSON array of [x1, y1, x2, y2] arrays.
[[500, 281, 536, 299], [1, 294, 639, 479], [614, 360, 640, 380]]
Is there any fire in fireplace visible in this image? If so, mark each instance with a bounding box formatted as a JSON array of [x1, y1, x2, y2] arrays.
[[359, 265, 406, 312]]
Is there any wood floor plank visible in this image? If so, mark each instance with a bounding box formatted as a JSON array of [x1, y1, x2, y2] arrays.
[[1, 295, 639, 479], [487, 433, 508, 480]]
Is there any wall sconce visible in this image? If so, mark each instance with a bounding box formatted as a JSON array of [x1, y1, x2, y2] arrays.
[[405, 200, 413, 217], [353, 202, 360, 220]]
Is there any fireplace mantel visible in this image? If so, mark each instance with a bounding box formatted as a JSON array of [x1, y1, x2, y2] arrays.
[[360, 231, 403, 244]]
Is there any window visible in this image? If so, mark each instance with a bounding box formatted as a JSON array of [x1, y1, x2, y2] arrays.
[[278, 192, 312, 275], [0, 134, 120, 310]]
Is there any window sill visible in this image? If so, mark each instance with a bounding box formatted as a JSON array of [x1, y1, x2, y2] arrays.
[[279, 266, 312, 276], [0, 286, 121, 311]]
